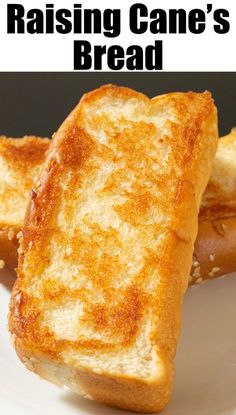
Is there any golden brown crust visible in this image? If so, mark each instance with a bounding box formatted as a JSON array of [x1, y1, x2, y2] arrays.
[[12, 88, 217, 342], [191, 128, 236, 283], [9, 85, 218, 412], [0, 136, 50, 269], [2, 130, 236, 288], [199, 128, 236, 216], [1, 132, 236, 283], [191, 216, 236, 284], [13, 339, 171, 413], [0, 136, 49, 170]]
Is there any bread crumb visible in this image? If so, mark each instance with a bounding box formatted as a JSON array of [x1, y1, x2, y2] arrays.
[[212, 266, 220, 273], [8, 230, 15, 241], [209, 254, 215, 262], [196, 277, 203, 284], [0, 259, 5, 269], [17, 231, 23, 240], [18, 246, 24, 255], [208, 271, 214, 277], [193, 260, 199, 267]]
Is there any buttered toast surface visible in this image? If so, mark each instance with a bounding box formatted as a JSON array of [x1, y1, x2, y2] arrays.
[[0, 136, 49, 229], [2, 132, 236, 282], [9, 86, 218, 412], [0, 136, 49, 267]]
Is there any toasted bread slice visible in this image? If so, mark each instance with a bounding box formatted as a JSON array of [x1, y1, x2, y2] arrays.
[[0, 136, 49, 268], [191, 128, 236, 283], [1, 130, 236, 284], [201, 128, 236, 219], [9, 85, 218, 412]]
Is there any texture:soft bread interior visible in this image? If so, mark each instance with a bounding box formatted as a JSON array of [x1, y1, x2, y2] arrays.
[[201, 128, 236, 216], [0, 136, 49, 267], [9, 86, 218, 412], [191, 128, 236, 283], [0, 136, 49, 228], [1, 130, 236, 285]]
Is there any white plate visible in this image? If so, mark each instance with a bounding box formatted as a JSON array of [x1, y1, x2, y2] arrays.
[[0, 268, 236, 415]]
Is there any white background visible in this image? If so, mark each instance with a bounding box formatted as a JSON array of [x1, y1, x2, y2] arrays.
[[0, 0, 235, 71]]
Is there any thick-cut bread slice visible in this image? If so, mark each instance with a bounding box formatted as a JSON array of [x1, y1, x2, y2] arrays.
[[1, 131, 236, 284], [191, 128, 236, 283], [9, 85, 218, 412], [0, 136, 49, 269]]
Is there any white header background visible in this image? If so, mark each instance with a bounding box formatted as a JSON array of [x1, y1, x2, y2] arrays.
[[0, 0, 235, 71]]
